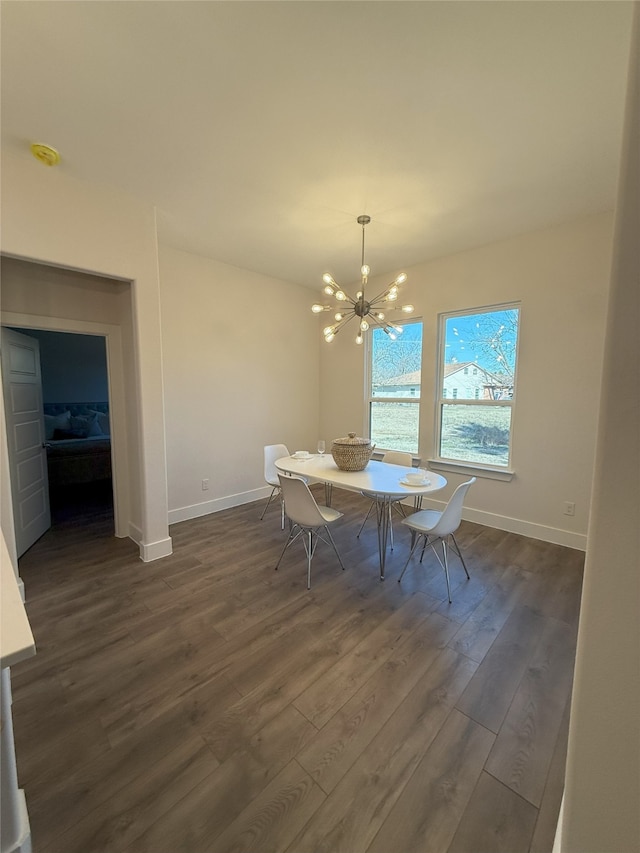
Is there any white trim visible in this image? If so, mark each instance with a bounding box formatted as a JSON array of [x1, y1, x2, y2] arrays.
[[398, 497, 586, 550], [139, 537, 173, 562], [428, 458, 515, 482], [553, 796, 565, 853], [11, 790, 32, 853], [168, 487, 271, 525], [172, 486, 587, 551]]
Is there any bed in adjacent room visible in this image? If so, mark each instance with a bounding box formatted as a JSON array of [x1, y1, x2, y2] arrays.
[[43, 403, 112, 487]]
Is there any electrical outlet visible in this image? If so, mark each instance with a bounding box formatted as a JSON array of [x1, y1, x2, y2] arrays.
[[202, 478, 209, 491], [563, 501, 575, 516]]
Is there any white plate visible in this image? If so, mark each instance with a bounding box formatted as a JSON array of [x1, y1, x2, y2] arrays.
[[399, 478, 430, 487], [293, 453, 311, 459]]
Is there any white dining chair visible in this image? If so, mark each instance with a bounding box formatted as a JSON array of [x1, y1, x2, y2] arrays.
[[357, 450, 414, 549], [275, 474, 345, 589], [260, 443, 290, 528], [398, 477, 476, 602]]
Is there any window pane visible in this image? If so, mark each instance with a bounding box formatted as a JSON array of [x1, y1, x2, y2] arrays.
[[371, 321, 422, 399], [440, 404, 512, 466], [444, 309, 518, 400], [370, 402, 419, 454]]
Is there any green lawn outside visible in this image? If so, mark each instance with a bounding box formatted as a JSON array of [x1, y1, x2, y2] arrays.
[[371, 402, 511, 465]]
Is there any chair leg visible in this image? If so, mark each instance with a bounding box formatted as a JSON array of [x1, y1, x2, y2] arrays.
[[357, 501, 375, 538], [450, 533, 470, 579], [324, 525, 346, 571], [260, 486, 279, 520], [398, 534, 423, 583], [304, 530, 313, 589], [274, 525, 302, 570], [280, 493, 286, 530], [425, 538, 453, 603], [441, 540, 452, 603]]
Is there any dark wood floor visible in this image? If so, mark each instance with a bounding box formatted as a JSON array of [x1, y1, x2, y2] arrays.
[[11, 486, 584, 853]]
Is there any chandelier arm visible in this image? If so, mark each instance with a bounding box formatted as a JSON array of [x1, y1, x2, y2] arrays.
[[368, 286, 396, 306], [330, 312, 358, 337], [338, 312, 358, 330], [369, 313, 393, 333]]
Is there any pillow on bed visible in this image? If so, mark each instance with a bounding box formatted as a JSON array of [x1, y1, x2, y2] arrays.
[[44, 411, 71, 440], [87, 414, 103, 437], [90, 410, 110, 436]]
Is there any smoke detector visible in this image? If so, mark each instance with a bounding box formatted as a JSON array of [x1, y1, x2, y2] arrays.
[[30, 143, 60, 166]]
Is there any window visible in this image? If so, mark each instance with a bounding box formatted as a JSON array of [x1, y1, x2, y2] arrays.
[[368, 319, 422, 454], [437, 304, 520, 468]]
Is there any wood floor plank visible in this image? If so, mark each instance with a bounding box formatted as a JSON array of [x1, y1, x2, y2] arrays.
[[123, 705, 317, 853], [40, 734, 219, 853], [529, 694, 572, 853], [484, 615, 576, 807], [296, 612, 462, 794], [448, 565, 533, 662], [367, 709, 495, 853], [201, 760, 326, 853], [455, 604, 547, 733], [293, 591, 437, 728], [25, 672, 234, 847], [288, 647, 477, 853], [447, 771, 538, 853]]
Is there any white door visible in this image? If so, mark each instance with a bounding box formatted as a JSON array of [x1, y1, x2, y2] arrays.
[[1, 328, 51, 557]]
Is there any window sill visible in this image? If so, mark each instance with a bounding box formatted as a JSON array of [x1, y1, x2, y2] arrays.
[[427, 458, 515, 482]]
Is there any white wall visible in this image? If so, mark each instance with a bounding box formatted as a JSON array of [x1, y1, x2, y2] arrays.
[[15, 329, 109, 404], [320, 213, 614, 549], [158, 246, 320, 522], [560, 6, 640, 850], [0, 153, 171, 560]]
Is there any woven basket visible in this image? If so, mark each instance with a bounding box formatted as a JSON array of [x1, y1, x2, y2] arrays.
[[331, 432, 375, 472]]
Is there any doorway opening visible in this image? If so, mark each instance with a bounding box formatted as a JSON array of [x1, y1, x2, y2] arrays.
[[29, 328, 114, 529]]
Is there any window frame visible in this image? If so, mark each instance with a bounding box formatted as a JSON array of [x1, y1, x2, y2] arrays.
[[431, 302, 520, 480], [365, 317, 423, 456]]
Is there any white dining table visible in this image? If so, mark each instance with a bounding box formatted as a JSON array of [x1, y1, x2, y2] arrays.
[[275, 454, 447, 580]]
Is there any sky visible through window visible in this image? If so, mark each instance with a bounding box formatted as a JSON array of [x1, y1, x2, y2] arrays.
[[444, 309, 518, 379]]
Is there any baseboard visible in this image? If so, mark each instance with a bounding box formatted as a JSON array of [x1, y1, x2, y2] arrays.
[[400, 496, 587, 550], [4, 789, 32, 853], [127, 522, 173, 561], [168, 487, 271, 525], [553, 795, 564, 853], [171, 488, 587, 550], [139, 537, 173, 562]]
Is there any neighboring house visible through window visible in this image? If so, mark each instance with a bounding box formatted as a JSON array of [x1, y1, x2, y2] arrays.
[[436, 304, 520, 468], [368, 319, 423, 454]]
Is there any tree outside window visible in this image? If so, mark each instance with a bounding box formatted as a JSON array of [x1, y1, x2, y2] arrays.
[[437, 305, 520, 467], [368, 320, 422, 453]]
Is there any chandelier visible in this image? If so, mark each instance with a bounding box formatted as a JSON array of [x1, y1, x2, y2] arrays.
[[312, 215, 414, 344]]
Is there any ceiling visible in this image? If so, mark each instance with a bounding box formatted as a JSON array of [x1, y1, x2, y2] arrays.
[[0, 1, 633, 291]]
